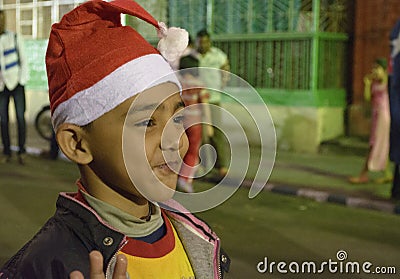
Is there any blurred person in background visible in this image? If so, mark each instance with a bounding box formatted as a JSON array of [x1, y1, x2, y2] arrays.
[[177, 36, 212, 193], [196, 29, 230, 178], [349, 58, 392, 184], [0, 10, 29, 164]]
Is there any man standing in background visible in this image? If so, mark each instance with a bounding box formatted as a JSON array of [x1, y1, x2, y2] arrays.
[[0, 10, 28, 164], [196, 29, 230, 177]]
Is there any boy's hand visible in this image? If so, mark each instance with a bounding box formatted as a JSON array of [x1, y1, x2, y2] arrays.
[[69, 250, 127, 279]]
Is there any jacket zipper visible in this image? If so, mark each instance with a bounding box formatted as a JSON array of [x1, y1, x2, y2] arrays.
[[105, 237, 128, 279], [215, 238, 222, 279]]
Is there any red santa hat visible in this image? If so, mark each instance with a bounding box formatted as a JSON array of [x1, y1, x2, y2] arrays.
[[46, 0, 188, 130]]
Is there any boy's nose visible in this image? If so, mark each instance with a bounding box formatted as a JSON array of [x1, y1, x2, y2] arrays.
[[160, 125, 182, 151], [161, 137, 179, 151]]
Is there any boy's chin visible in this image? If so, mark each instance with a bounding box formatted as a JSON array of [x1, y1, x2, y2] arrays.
[[141, 178, 178, 203]]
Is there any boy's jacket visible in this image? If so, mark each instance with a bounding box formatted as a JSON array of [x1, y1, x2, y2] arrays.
[[0, 192, 230, 278]]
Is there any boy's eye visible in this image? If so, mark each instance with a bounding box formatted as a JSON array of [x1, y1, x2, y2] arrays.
[[173, 114, 185, 124], [135, 119, 154, 127]]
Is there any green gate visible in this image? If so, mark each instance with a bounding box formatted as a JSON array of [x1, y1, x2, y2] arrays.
[[167, 0, 352, 152], [168, 0, 351, 108]]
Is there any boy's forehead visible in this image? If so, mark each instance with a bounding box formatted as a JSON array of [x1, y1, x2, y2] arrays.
[[126, 83, 182, 113]]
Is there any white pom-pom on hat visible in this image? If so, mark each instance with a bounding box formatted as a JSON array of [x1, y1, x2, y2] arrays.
[[157, 21, 189, 63]]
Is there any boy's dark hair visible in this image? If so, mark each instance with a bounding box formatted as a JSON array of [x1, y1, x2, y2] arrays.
[[196, 29, 210, 38], [81, 122, 93, 131]]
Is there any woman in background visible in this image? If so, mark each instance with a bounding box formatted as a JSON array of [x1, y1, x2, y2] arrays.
[[350, 58, 392, 184]]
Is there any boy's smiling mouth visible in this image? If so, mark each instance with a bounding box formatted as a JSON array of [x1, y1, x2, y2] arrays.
[[153, 161, 180, 174]]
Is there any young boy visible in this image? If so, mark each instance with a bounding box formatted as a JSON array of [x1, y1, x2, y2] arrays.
[[0, 0, 230, 278]]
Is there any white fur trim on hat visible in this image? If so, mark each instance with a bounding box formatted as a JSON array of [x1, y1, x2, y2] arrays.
[[52, 54, 180, 130]]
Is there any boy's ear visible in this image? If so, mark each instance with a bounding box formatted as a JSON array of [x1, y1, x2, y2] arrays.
[[56, 123, 93, 164]]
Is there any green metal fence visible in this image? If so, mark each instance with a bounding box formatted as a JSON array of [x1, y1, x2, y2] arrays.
[[167, 0, 351, 106], [318, 35, 348, 90], [214, 34, 313, 90], [168, 0, 350, 35]]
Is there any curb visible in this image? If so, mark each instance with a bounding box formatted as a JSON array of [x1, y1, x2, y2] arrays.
[[209, 177, 400, 215], [250, 181, 400, 215]]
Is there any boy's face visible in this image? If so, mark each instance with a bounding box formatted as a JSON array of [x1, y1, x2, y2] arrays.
[[85, 82, 188, 202]]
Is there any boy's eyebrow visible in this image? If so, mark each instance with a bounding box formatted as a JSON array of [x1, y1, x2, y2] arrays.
[[129, 103, 159, 114], [128, 100, 184, 114]]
